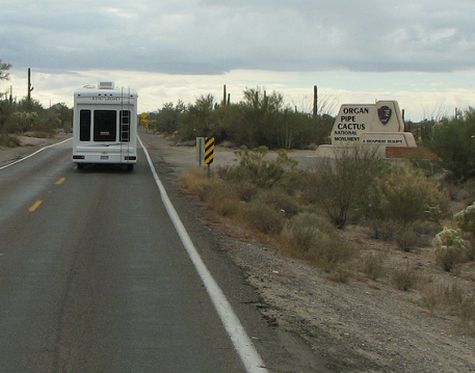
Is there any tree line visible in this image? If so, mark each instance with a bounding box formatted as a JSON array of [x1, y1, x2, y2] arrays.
[[145, 87, 335, 149]]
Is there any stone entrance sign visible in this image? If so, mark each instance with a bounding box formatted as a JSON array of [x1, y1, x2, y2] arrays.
[[331, 100, 415, 147], [317, 100, 416, 157]]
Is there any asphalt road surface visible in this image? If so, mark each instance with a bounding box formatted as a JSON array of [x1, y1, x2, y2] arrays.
[[0, 140, 253, 372]]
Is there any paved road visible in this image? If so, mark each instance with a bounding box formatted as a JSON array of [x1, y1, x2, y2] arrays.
[[0, 140, 248, 372]]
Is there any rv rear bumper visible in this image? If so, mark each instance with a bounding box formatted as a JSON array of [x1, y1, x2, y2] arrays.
[[72, 152, 137, 164]]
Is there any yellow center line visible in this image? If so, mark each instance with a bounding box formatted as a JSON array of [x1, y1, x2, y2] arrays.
[[28, 200, 43, 213], [55, 177, 66, 185]]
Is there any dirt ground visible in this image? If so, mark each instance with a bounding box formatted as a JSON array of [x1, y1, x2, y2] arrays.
[[2, 131, 473, 372], [140, 131, 475, 373]]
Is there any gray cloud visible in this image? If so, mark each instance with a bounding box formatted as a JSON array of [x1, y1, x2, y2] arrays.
[[1, 0, 474, 74]]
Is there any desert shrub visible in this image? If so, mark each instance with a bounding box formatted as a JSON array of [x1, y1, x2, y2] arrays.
[[391, 265, 420, 291], [224, 146, 296, 189], [433, 227, 470, 272], [245, 200, 286, 234], [255, 188, 299, 218], [281, 213, 330, 253], [395, 225, 420, 252], [10, 111, 39, 133], [0, 133, 20, 147], [304, 146, 383, 229], [360, 253, 386, 280], [281, 213, 354, 270], [206, 182, 241, 217], [373, 163, 448, 228], [233, 180, 259, 202], [429, 108, 475, 180], [379, 221, 439, 250], [307, 232, 354, 270]]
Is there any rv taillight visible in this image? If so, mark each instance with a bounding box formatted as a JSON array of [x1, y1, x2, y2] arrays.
[[124, 156, 136, 160], [73, 155, 85, 160]]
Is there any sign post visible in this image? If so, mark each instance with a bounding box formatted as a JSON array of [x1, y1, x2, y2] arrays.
[[196, 137, 205, 167]]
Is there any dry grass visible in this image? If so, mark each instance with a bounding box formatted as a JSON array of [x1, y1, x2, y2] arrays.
[[180, 168, 208, 198], [360, 253, 385, 281], [419, 281, 475, 334], [327, 267, 351, 283]]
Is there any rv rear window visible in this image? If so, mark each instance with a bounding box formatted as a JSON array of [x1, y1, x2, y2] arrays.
[[80, 110, 91, 141], [94, 110, 117, 142]]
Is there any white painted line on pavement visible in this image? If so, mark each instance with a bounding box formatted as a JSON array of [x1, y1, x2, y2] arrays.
[[0, 137, 72, 171], [138, 136, 268, 373]]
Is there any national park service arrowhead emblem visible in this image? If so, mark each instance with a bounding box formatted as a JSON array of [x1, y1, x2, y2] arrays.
[[377, 105, 392, 125]]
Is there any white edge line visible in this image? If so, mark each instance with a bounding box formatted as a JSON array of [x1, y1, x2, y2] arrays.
[[0, 137, 72, 171], [138, 136, 268, 373]]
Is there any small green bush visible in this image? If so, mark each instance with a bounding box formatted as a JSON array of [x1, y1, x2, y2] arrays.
[[280, 213, 354, 270], [281, 213, 326, 254], [305, 146, 383, 229], [255, 188, 299, 218], [0, 133, 20, 147], [374, 163, 448, 228], [245, 201, 286, 234], [226, 146, 297, 189]]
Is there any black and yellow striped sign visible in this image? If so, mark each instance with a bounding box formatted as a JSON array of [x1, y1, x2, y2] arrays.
[[204, 137, 215, 165]]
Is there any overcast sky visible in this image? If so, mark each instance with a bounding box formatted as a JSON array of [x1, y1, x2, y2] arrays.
[[1, 0, 474, 119]]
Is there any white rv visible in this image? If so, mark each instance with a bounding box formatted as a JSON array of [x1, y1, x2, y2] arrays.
[[72, 82, 138, 170]]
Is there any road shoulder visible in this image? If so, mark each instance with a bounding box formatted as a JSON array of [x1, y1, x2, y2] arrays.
[[140, 131, 475, 372]]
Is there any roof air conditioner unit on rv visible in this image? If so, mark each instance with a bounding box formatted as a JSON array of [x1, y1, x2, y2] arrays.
[[99, 81, 115, 90]]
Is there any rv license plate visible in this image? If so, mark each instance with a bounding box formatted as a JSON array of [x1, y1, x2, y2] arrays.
[[100, 155, 109, 160]]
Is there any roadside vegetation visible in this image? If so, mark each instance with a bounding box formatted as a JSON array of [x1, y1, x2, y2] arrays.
[[180, 142, 475, 333], [0, 60, 71, 147], [142, 87, 475, 333]]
